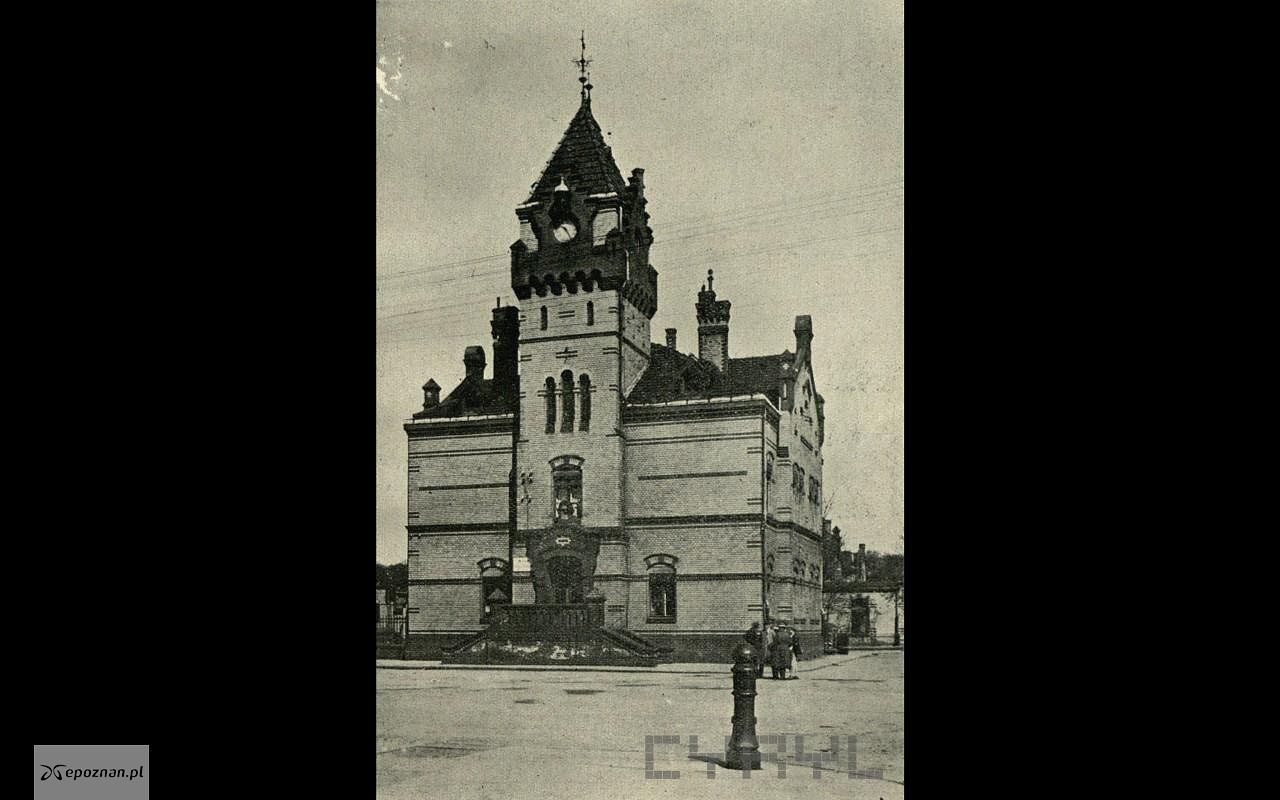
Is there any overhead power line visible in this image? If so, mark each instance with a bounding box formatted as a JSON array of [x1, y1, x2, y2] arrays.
[[376, 178, 902, 285]]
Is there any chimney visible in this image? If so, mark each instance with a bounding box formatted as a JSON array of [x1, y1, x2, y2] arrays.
[[794, 315, 813, 357], [491, 304, 519, 397], [463, 346, 486, 381], [665, 328, 677, 350], [857, 543, 867, 582], [695, 268, 731, 372], [422, 379, 440, 409]]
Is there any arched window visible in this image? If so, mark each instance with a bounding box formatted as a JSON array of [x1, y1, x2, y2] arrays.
[[586, 301, 594, 326], [540, 306, 548, 330], [478, 558, 510, 621], [560, 370, 575, 432], [578, 374, 591, 431], [544, 377, 557, 433], [551, 460, 583, 520], [644, 554, 678, 622]]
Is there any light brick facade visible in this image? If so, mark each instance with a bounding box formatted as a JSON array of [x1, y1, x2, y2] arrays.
[[402, 91, 831, 662]]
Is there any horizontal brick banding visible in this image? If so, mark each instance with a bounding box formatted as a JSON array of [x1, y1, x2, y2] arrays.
[[407, 521, 509, 533], [409, 447, 512, 459], [409, 578, 482, 586], [764, 516, 822, 541], [624, 401, 776, 426], [513, 526, 622, 543], [625, 513, 761, 526], [637, 470, 748, 481], [626, 432, 758, 446], [519, 330, 617, 345], [405, 419, 512, 438], [419, 482, 509, 491], [593, 572, 762, 582]]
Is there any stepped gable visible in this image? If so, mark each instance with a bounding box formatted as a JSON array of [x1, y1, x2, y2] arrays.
[[525, 100, 628, 206], [625, 343, 789, 405], [411, 375, 510, 419]]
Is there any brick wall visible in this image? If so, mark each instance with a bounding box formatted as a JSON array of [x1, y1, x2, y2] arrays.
[[623, 415, 763, 518]]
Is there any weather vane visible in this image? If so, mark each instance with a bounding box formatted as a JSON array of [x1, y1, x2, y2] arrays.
[[574, 30, 593, 101]]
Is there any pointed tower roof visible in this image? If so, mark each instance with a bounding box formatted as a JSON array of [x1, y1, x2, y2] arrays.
[[526, 99, 628, 204]]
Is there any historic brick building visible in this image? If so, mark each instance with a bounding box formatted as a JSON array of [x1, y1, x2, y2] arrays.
[[403, 78, 828, 662]]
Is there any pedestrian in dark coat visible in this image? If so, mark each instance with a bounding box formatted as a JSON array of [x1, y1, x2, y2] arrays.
[[745, 622, 766, 677], [789, 627, 802, 679], [770, 623, 794, 679]]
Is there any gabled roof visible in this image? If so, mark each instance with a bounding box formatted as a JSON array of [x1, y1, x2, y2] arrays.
[[412, 375, 511, 419], [526, 100, 628, 205], [625, 344, 791, 405]]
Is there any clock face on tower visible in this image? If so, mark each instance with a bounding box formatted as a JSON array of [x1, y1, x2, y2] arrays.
[[548, 177, 577, 244], [551, 221, 577, 243]]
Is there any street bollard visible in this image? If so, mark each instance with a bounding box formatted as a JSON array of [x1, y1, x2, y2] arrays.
[[725, 640, 762, 770]]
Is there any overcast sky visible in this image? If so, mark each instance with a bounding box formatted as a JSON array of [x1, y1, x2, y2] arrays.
[[376, 0, 903, 564]]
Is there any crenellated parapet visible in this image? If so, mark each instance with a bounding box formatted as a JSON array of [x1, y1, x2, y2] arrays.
[[509, 101, 657, 318]]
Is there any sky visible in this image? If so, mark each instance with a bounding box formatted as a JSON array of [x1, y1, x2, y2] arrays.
[[376, 0, 903, 564]]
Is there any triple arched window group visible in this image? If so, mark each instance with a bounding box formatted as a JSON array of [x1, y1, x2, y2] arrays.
[[545, 371, 591, 433]]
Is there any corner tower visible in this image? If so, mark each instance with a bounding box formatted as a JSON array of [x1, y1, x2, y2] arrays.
[[508, 60, 656, 607]]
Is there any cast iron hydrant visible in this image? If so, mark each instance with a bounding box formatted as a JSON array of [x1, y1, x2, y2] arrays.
[[725, 640, 762, 770]]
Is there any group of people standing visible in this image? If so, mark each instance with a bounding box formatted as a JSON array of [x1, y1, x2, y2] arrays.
[[745, 621, 802, 680]]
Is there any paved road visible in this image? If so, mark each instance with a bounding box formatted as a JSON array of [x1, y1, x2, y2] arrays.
[[377, 651, 904, 800]]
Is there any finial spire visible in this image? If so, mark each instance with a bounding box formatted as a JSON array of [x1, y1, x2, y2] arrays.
[[575, 31, 593, 102], [707, 268, 714, 292]]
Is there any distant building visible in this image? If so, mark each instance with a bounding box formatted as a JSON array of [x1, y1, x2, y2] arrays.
[[822, 544, 903, 647]]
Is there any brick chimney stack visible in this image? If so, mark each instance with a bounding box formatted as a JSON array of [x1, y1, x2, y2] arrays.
[[491, 303, 519, 398], [665, 328, 677, 350], [463, 346, 486, 381], [695, 269, 731, 372], [857, 543, 867, 582]]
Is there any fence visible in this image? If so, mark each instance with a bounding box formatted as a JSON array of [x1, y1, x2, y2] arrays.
[[376, 615, 407, 643]]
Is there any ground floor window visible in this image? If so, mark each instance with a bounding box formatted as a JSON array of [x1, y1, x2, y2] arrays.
[[479, 558, 511, 621], [649, 573, 676, 620], [644, 554, 678, 622]]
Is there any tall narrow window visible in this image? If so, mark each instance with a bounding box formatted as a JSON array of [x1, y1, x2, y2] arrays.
[[479, 558, 510, 622], [645, 554, 678, 622], [540, 306, 548, 330], [586, 301, 594, 326], [552, 462, 583, 520], [545, 377, 556, 433], [578, 374, 591, 431], [560, 370, 575, 432]]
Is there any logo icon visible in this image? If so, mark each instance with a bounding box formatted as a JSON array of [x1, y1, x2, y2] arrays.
[[39, 765, 66, 781]]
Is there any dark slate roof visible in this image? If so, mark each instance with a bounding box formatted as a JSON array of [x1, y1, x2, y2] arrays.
[[625, 344, 791, 405], [412, 375, 512, 419], [526, 100, 628, 205]]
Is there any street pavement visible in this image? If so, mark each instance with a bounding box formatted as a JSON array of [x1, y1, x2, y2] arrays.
[[377, 650, 904, 800]]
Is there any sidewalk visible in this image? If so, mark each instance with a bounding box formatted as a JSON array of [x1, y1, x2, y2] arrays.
[[375, 650, 897, 674]]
